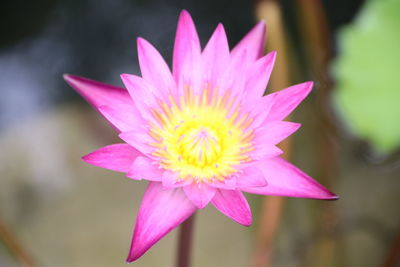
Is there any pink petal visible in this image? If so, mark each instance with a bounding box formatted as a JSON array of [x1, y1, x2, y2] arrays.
[[98, 105, 142, 132], [120, 74, 160, 123], [249, 144, 283, 160], [231, 21, 266, 63], [173, 10, 202, 92], [64, 74, 131, 107], [244, 51, 277, 102], [266, 81, 313, 121], [236, 166, 267, 188], [64, 74, 142, 132], [254, 121, 301, 145], [82, 144, 140, 172], [127, 182, 197, 262], [202, 23, 230, 87], [218, 48, 248, 99], [137, 37, 175, 98], [243, 91, 277, 128], [126, 156, 162, 181], [119, 130, 154, 155], [183, 183, 216, 209], [211, 189, 252, 226], [241, 157, 338, 200]]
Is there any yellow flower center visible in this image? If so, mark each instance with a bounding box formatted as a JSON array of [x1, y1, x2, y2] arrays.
[[148, 85, 254, 182]]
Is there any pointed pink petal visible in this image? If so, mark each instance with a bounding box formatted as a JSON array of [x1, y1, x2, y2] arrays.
[[64, 74, 131, 107], [211, 189, 252, 226], [64, 74, 143, 132], [137, 38, 175, 98], [126, 156, 162, 181], [243, 90, 277, 129], [202, 23, 230, 86], [218, 48, 248, 99], [183, 183, 216, 209], [255, 121, 301, 145], [82, 144, 140, 172], [244, 51, 277, 101], [241, 157, 338, 200], [266, 81, 313, 121], [173, 10, 202, 88], [120, 74, 166, 126], [98, 105, 142, 132], [236, 166, 267, 188], [127, 182, 197, 262], [249, 144, 283, 160], [119, 130, 154, 155], [231, 21, 266, 63]]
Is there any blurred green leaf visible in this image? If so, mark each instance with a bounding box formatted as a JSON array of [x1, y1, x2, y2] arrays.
[[333, 0, 400, 154]]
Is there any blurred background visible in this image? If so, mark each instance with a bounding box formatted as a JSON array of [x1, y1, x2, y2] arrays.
[[0, 0, 399, 266]]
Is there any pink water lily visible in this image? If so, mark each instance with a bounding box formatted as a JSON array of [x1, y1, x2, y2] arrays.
[[64, 10, 337, 262]]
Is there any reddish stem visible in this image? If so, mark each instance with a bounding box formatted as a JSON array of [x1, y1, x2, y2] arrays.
[[176, 214, 196, 267], [382, 231, 400, 267], [0, 218, 35, 267]]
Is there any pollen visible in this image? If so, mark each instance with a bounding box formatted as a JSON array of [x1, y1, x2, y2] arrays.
[[148, 85, 254, 182]]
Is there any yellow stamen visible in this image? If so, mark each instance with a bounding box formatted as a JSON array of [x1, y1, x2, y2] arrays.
[[148, 85, 255, 182]]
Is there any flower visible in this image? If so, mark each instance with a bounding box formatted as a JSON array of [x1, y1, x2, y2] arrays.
[[64, 10, 338, 262]]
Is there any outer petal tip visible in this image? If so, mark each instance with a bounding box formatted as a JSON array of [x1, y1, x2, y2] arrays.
[[120, 73, 130, 82], [270, 50, 277, 59], [253, 20, 266, 34], [257, 19, 266, 27], [266, 80, 315, 121], [81, 153, 90, 161], [314, 190, 339, 200], [304, 81, 314, 93], [62, 73, 71, 81], [215, 22, 225, 33], [81, 144, 140, 173], [126, 255, 137, 263], [211, 190, 252, 226], [126, 183, 197, 262], [300, 81, 314, 100], [136, 37, 149, 52], [177, 10, 195, 29], [256, 20, 267, 38], [310, 187, 339, 200], [324, 192, 340, 201], [179, 9, 191, 19], [63, 73, 80, 85], [232, 20, 266, 61], [63, 74, 96, 89], [242, 219, 252, 227], [136, 36, 145, 43], [243, 158, 338, 200], [81, 154, 90, 163]]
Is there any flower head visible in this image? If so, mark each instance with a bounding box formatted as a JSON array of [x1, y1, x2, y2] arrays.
[[64, 10, 337, 262]]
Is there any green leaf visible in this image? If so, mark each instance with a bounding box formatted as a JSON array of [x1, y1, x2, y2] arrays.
[[333, 0, 400, 154]]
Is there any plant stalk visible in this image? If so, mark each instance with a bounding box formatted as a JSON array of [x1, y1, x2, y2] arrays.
[[251, 1, 293, 267], [0, 217, 35, 267], [176, 213, 196, 267]]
